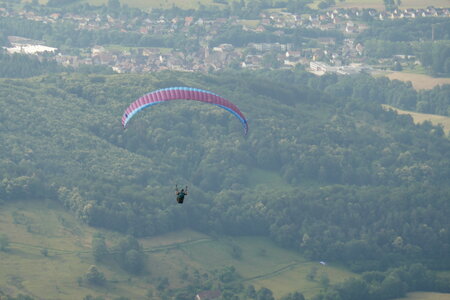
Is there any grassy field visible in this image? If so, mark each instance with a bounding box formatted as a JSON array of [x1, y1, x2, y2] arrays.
[[0, 201, 154, 299], [383, 104, 450, 135], [395, 292, 450, 300], [82, 0, 221, 10], [26, 0, 450, 10], [310, 0, 450, 10], [247, 168, 291, 190], [173, 236, 355, 299], [26, 0, 223, 9], [386, 72, 450, 91], [0, 200, 356, 299]]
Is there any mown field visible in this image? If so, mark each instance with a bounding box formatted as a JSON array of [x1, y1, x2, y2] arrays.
[[395, 292, 450, 300], [84, 0, 221, 10], [383, 104, 450, 135], [310, 0, 450, 10], [28, 0, 450, 10], [386, 72, 450, 91], [0, 200, 355, 299]]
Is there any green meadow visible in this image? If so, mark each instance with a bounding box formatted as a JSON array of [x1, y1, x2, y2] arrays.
[[0, 200, 356, 299]]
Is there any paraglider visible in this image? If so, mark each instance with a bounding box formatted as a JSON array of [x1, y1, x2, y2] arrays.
[[121, 87, 248, 135], [175, 185, 188, 204]]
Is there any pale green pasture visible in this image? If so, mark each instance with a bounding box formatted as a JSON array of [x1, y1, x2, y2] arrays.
[[185, 236, 307, 276], [237, 19, 260, 29], [0, 201, 150, 299], [0, 201, 356, 299], [253, 262, 355, 299], [248, 168, 291, 189], [183, 236, 356, 298], [140, 229, 209, 248]]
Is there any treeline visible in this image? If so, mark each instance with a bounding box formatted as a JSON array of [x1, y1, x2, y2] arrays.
[[0, 0, 318, 51], [0, 51, 66, 78], [0, 51, 114, 78], [313, 263, 450, 300], [0, 69, 449, 278], [210, 25, 343, 48], [31, 0, 314, 20], [0, 16, 183, 49], [358, 18, 450, 42], [314, 72, 450, 116], [356, 18, 450, 76]]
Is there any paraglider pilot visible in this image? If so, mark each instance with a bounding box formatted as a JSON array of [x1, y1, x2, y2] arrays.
[[176, 185, 188, 204]]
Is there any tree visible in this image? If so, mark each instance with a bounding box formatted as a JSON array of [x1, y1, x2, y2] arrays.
[[92, 234, 108, 262], [320, 274, 330, 288], [256, 287, 275, 300], [84, 265, 106, 286], [336, 278, 369, 300], [383, 0, 396, 11], [379, 274, 407, 299], [107, 0, 121, 10], [307, 266, 318, 281], [41, 248, 49, 257], [281, 292, 306, 300], [124, 249, 145, 274], [246, 285, 257, 299], [0, 234, 10, 251], [230, 244, 242, 260]]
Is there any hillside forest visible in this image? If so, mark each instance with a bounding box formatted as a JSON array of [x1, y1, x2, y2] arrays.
[[1, 65, 450, 299]]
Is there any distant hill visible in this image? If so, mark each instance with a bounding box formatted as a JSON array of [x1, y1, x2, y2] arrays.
[[1, 69, 449, 298]]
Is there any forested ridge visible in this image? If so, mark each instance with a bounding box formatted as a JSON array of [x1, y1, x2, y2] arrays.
[[1, 69, 449, 292]]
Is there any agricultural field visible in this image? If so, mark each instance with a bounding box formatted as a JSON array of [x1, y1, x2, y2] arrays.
[[22, 0, 450, 10], [383, 104, 450, 135], [23, 0, 222, 9], [310, 0, 450, 10], [0, 200, 356, 299], [84, 0, 221, 10], [395, 292, 450, 300], [386, 72, 450, 90]]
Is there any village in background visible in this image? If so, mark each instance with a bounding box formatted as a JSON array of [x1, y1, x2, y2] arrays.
[[2, 2, 449, 76]]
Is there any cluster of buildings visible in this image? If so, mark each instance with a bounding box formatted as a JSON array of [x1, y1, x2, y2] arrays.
[[1, 5, 449, 75]]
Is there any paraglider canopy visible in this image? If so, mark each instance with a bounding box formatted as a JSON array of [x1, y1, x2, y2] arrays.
[[122, 87, 248, 135]]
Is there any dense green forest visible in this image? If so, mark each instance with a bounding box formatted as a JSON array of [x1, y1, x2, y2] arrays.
[[0, 67, 450, 298]]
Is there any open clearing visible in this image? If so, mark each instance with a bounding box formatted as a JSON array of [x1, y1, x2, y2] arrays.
[[395, 292, 450, 300], [386, 72, 450, 90], [26, 0, 222, 9], [383, 104, 450, 135], [310, 0, 450, 10], [32, 0, 450, 10], [0, 200, 355, 299], [81, 0, 221, 10]]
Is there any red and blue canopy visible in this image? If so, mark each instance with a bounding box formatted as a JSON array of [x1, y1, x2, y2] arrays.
[[122, 87, 248, 135]]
